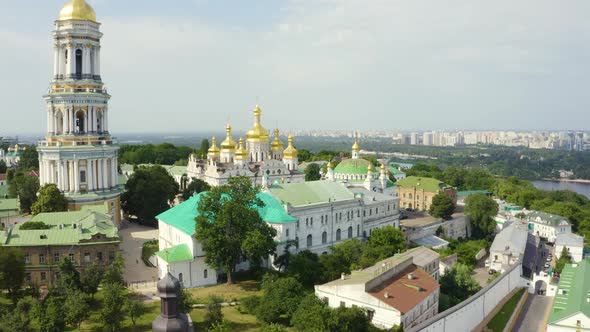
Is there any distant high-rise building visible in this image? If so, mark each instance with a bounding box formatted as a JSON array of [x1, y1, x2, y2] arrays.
[[423, 132, 433, 146], [575, 132, 584, 151], [410, 133, 418, 145], [566, 132, 575, 151]]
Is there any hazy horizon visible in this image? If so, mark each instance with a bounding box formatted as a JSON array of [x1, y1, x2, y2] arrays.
[[1, 0, 589, 134]]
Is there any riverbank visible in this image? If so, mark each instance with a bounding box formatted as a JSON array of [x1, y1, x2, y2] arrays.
[[541, 178, 590, 184]]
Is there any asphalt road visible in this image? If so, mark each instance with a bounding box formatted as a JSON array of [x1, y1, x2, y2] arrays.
[[513, 294, 553, 332]]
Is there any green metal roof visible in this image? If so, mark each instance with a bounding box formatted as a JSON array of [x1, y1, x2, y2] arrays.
[[0, 186, 9, 198], [1, 207, 119, 247], [155, 244, 193, 263], [157, 191, 297, 236], [395, 176, 449, 193], [333, 158, 372, 175], [269, 181, 355, 207], [525, 211, 569, 227], [0, 198, 18, 212], [457, 190, 491, 197], [549, 258, 590, 325], [388, 167, 405, 175]]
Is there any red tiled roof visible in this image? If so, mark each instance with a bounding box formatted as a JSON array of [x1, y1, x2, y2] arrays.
[[0, 174, 6, 181], [368, 265, 439, 314]]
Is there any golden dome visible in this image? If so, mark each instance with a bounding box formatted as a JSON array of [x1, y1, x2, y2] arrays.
[[380, 164, 386, 171], [235, 137, 248, 160], [246, 105, 270, 142], [58, 0, 97, 22], [271, 129, 284, 151], [220, 124, 237, 152], [368, 163, 373, 172], [283, 135, 298, 159], [352, 136, 360, 152], [327, 161, 333, 169], [207, 137, 220, 158]]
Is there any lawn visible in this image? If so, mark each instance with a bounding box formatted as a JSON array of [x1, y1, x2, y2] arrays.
[[486, 288, 526, 332]]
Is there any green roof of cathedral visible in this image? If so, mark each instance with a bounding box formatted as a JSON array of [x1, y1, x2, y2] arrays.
[[388, 167, 406, 175], [395, 176, 449, 193], [333, 158, 372, 175], [157, 191, 297, 236], [549, 259, 590, 325], [155, 244, 193, 263], [0, 207, 119, 247], [268, 181, 354, 207]]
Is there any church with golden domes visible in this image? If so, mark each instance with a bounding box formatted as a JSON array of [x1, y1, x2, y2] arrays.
[[186, 105, 305, 187]]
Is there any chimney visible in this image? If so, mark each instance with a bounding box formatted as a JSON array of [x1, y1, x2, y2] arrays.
[[384, 292, 390, 299], [341, 273, 346, 280], [408, 273, 414, 280]]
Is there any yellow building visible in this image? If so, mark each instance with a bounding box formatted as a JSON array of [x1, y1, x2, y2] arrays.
[[396, 176, 457, 211]]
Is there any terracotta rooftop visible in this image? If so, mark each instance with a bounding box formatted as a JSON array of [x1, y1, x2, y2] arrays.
[[368, 265, 439, 314]]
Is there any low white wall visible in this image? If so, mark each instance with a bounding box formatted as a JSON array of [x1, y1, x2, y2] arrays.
[[407, 261, 523, 332]]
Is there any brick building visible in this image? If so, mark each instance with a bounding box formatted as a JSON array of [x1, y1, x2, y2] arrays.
[[395, 176, 457, 211]]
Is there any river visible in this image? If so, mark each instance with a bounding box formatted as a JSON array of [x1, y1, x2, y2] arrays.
[[532, 180, 590, 199]]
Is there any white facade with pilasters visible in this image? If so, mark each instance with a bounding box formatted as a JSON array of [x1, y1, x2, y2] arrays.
[[37, 1, 121, 223]]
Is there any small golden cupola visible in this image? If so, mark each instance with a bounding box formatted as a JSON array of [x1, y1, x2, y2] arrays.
[[220, 124, 237, 152], [58, 0, 97, 22], [235, 138, 248, 161], [271, 129, 284, 151], [352, 136, 360, 152], [207, 137, 220, 159], [246, 105, 270, 142], [283, 135, 298, 159]]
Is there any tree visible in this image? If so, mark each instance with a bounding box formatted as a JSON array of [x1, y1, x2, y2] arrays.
[[0, 247, 25, 303], [291, 293, 330, 332], [195, 176, 277, 285], [63, 290, 90, 329], [260, 323, 288, 332], [439, 263, 481, 309], [18, 146, 38, 170], [124, 298, 149, 329], [100, 282, 127, 332], [182, 177, 211, 200], [305, 163, 322, 181], [555, 246, 572, 274], [52, 258, 81, 295], [464, 193, 499, 239], [80, 263, 102, 298], [256, 276, 306, 324], [288, 250, 323, 288], [121, 165, 179, 224], [31, 184, 68, 215], [429, 193, 456, 220], [32, 297, 66, 332], [199, 139, 210, 159], [178, 288, 194, 314], [205, 295, 224, 328], [102, 252, 125, 286], [360, 226, 406, 267], [0, 160, 7, 174], [19, 222, 51, 230], [8, 173, 40, 213], [326, 306, 371, 332], [0, 296, 37, 332]]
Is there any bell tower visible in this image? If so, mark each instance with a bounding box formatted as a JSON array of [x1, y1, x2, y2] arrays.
[[37, 0, 121, 224]]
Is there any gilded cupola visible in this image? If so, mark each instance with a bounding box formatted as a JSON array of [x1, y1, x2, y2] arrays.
[[235, 137, 248, 160], [58, 0, 97, 22], [271, 129, 284, 151], [220, 124, 237, 152], [246, 105, 270, 142], [207, 137, 220, 158], [283, 135, 298, 159]]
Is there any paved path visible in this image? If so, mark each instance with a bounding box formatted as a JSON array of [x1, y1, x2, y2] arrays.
[[513, 294, 553, 332], [119, 222, 159, 293]]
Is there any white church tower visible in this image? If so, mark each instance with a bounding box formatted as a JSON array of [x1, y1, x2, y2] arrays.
[[37, 0, 121, 224]]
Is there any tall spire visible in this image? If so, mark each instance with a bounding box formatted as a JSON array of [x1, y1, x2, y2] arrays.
[[352, 131, 360, 160]]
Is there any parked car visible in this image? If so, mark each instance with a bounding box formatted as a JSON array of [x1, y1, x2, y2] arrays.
[[544, 263, 550, 268], [546, 257, 551, 262], [488, 269, 496, 275]]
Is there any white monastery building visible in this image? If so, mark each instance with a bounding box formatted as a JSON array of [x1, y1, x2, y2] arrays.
[[154, 180, 400, 287], [37, 0, 121, 223], [315, 247, 440, 330]]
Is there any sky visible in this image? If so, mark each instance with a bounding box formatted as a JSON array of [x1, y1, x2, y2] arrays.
[[0, 0, 589, 135]]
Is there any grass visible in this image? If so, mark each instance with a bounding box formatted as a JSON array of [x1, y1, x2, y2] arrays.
[[486, 288, 526, 332], [188, 279, 262, 304], [141, 240, 159, 267]]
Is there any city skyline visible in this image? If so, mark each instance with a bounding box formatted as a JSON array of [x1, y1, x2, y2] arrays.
[[1, 0, 590, 135]]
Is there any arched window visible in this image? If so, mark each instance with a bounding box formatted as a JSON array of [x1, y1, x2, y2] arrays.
[[75, 111, 85, 133], [322, 231, 327, 244], [336, 229, 341, 241], [357, 224, 360, 237], [75, 49, 83, 79], [55, 110, 64, 135], [307, 234, 312, 248], [286, 228, 289, 238], [348, 226, 353, 239], [80, 170, 86, 183], [204, 269, 208, 279]]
